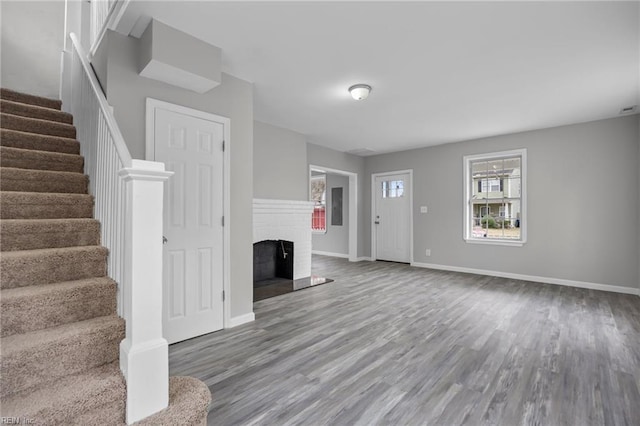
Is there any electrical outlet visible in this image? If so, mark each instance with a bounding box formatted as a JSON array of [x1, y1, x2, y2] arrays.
[[425, 249, 431, 256], [420, 206, 428, 213]]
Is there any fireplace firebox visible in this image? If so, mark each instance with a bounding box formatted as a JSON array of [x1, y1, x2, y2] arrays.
[[253, 240, 294, 286]]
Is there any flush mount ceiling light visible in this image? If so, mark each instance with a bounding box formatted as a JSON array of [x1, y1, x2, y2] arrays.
[[348, 84, 372, 100]]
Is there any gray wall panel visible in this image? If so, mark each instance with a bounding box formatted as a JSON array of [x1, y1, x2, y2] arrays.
[[365, 115, 640, 289]]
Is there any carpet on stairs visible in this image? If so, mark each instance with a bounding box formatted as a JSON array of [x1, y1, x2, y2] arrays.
[[0, 87, 210, 425]]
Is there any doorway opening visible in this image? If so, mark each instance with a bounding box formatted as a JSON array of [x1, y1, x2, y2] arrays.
[[309, 165, 358, 262]]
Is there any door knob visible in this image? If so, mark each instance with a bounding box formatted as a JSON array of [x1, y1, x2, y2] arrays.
[[374, 221, 380, 224], [162, 236, 168, 244]]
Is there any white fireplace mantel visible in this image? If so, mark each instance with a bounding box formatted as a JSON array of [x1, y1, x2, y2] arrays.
[[253, 199, 314, 280]]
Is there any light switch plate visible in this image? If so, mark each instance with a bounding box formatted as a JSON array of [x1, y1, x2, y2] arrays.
[[420, 206, 428, 213]]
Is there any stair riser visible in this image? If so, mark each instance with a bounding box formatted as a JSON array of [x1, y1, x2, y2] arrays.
[[1, 148, 84, 173], [1, 281, 117, 337], [0, 129, 80, 155], [1, 88, 62, 110], [1, 100, 73, 124], [0, 248, 108, 289], [1, 322, 124, 397], [1, 113, 76, 139], [1, 227, 101, 251], [0, 174, 88, 194]]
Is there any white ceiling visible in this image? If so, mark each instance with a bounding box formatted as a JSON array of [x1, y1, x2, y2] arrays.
[[122, 1, 639, 155]]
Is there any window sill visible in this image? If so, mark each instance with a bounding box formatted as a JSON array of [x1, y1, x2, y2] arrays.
[[464, 238, 525, 247], [312, 230, 327, 235]]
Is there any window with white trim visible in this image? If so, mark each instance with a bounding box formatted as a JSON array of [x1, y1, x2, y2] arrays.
[[464, 149, 526, 245]]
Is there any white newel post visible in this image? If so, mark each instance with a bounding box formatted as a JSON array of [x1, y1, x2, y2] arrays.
[[118, 159, 173, 424]]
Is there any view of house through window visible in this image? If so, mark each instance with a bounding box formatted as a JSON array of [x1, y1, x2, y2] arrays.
[[310, 174, 326, 232], [464, 150, 526, 243]]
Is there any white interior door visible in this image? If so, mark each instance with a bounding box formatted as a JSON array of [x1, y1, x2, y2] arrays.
[[374, 172, 411, 262], [153, 107, 224, 344]]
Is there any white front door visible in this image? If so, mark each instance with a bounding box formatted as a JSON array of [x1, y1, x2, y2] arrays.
[[152, 107, 224, 344], [374, 172, 411, 263]]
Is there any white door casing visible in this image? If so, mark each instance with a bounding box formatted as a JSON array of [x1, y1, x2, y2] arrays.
[[146, 99, 229, 344], [372, 171, 412, 263]]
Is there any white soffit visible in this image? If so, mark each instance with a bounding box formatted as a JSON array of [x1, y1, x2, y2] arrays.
[[139, 59, 219, 94]]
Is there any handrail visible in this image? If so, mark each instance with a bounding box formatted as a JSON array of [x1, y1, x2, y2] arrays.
[[69, 33, 132, 167]]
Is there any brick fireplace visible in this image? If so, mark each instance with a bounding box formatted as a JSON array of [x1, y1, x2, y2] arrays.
[[253, 199, 314, 280]]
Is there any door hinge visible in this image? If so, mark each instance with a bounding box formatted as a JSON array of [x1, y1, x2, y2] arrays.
[[222, 140, 225, 152], [222, 216, 225, 226], [222, 290, 225, 301]]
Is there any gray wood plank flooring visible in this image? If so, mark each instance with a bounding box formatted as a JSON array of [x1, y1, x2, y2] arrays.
[[169, 255, 640, 425]]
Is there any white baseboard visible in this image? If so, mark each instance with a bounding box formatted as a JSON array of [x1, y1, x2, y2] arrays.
[[353, 256, 374, 262], [228, 312, 255, 328], [312, 250, 349, 259], [411, 262, 640, 296]]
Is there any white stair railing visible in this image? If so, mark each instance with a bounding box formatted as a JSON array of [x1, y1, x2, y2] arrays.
[[61, 33, 172, 424], [89, 0, 118, 51]]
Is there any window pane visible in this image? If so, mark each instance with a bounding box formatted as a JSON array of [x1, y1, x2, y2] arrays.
[[466, 151, 525, 243], [381, 180, 404, 198]]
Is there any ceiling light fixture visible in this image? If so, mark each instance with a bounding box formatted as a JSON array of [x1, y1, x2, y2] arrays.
[[349, 84, 372, 100]]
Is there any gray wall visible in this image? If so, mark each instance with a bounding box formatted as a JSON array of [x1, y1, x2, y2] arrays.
[[253, 121, 308, 200], [313, 173, 349, 255], [1, 0, 64, 98], [307, 143, 367, 258], [96, 31, 254, 319], [365, 115, 640, 290]]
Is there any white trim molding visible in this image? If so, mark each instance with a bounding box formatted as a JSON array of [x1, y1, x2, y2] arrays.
[[411, 262, 640, 296], [228, 312, 256, 328], [312, 250, 350, 259]]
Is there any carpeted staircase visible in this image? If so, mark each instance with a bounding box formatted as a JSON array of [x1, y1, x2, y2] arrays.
[[0, 88, 210, 425]]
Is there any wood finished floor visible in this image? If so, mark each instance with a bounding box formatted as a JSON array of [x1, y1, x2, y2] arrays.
[[169, 255, 640, 426]]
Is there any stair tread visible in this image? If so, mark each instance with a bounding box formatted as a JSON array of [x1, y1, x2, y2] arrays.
[[1, 168, 89, 194], [1, 99, 73, 124], [0, 88, 62, 110], [1, 145, 84, 162], [1, 112, 76, 139], [1, 191, 93, 203], [1, 145, 84, 173], [1, 276, 115, 300], [0, 245, 108, 289], [0, 362, 125, 420], [1, 315, 123, 354], [1, 166, 88, 178], [1, 245, 108, 260], [1, 217, 100, 227], [0, 129, 80, 154], [1, 277, 117, 337]]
